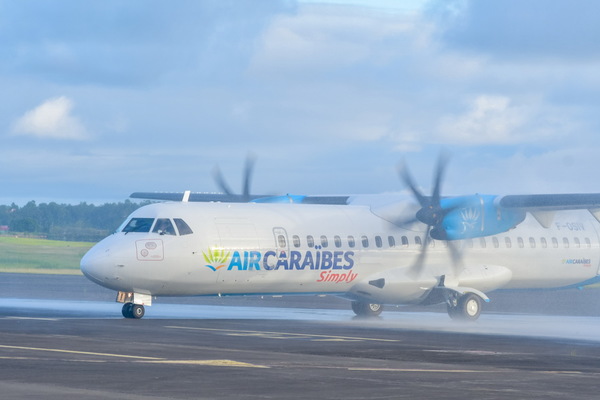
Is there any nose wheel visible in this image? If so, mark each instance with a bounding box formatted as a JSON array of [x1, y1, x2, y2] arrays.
[[122, 303, 145, 319]]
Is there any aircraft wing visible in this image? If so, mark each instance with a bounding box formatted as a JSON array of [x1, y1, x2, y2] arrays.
[[497, 193, 600, 211], [130, 192, 350, 205]]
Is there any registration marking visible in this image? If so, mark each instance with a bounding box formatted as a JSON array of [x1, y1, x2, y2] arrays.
[[165, 326, 399, 342]]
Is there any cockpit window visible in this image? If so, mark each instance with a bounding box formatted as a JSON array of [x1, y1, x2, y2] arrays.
[[152, 218, 176, 235], [122, 218, 154, 233], [174, 218, 193, 235]]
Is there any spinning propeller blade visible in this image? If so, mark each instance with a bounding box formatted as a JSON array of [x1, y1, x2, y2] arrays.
[[213, 154, 256, 202], [400, 153, 463, 278]]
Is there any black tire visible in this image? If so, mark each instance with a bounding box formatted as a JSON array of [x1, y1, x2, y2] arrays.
[[447, 293, 482, 321], [446, 303, 460, 320], [122, 303, 134, 318], [351, 301, 383, 317], [131, 304, 145, 319]]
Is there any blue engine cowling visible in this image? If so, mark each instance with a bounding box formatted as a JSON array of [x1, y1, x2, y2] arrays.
[[431, 194, 526, 240]]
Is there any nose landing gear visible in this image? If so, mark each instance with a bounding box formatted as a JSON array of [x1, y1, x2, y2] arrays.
[[122, 303, 145, 319], [117, 292, 151, 319]]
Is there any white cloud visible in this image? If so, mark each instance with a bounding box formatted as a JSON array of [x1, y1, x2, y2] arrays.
[[11, 96, 88, 140], [249, 4, 417, 76], [437, 95, 524, 144], [435, 95, 574, 145]]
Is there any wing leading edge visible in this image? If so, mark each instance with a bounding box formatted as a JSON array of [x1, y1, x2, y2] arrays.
[[130, 192, 350, 205], [497, 193, 600, 211]]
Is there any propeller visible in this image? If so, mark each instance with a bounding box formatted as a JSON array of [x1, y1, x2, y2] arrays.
[[212, 154, 256, 202], [398, 153, 463, 278]]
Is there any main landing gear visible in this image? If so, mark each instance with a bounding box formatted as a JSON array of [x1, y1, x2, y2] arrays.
[[446, 293, 482, 321], [122, 303, 145, 319], [351, 301, 383, 317]]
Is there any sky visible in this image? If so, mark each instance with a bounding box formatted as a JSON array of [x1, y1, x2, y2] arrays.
[[2, 0, 600, 205]]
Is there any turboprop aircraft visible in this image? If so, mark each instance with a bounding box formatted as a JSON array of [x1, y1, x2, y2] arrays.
[[80, 156, 600, 319]]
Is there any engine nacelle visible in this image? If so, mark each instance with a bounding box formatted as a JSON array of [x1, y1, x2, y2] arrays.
[[432, 194, 526, 240]]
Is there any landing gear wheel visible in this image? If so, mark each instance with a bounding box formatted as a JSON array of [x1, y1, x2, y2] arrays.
[[447, 293, 482, 321], [131, 304, 145, 319], [351, 301, 383, 317], [122, 303, 134, 318]]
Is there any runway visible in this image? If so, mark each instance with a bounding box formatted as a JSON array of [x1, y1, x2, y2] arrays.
[[1, 273, 600, 399]]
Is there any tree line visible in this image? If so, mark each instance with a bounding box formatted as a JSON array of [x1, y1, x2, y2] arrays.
[[0, 200, 149, 242]]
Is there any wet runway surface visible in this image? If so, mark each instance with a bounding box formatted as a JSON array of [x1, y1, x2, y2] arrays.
[[1, 273, 600, 399]]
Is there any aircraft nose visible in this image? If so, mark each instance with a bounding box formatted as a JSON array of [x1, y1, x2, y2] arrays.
[[80, 243, 109, 286]]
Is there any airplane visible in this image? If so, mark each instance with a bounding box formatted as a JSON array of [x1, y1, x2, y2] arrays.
[[80, 156, 600, 319]]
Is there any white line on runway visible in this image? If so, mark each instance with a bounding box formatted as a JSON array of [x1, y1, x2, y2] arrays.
[[165, 325, 400, 342]]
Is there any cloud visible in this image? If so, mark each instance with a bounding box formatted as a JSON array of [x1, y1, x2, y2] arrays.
[[11, 96, 89, 140], [250, 4, 419, 77], [0, 1, 293, 87], [437, 95, 527, 144], [429, 0, 600, 60], [434, 95, 580, 146]]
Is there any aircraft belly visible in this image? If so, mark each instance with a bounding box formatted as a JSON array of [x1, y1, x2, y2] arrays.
[[487, 252, 599, 289], [212, 268, 358, 295]]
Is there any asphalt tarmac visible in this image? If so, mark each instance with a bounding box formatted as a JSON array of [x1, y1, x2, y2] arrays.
[[0, 273, 599, 399]]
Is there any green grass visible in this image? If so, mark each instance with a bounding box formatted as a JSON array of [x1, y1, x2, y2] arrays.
[[0, 236, 94, 275]]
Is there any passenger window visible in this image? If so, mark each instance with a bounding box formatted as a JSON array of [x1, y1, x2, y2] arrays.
[[574, 237, 581, 248], [307, 235, 315, 248], [529, 237, 536, 248], [492, 237, 499, 248], [320, 235, 328, 248], [334, 236, 342, 248], [347, 236, 356, 248], [174, 218, 193, 235], [277, 235, 287, 248], [388, 236, 396, 247], [401, 236, 409, 248], [505, 237, 512, 248], [361, 235, 369, 248], [552, 237, 559, 248], [540, 237, 547, 248], [293, 235, 301, 248], [153, 218, 176, 235], [122, 218, 155, 233], [414, 236, 422, 247], [563, 237, 569, 248], [517, 237, 524, 248], [585, 238, 591, 248], [479, 238, 486, 248], [374, 236, 382, 248]]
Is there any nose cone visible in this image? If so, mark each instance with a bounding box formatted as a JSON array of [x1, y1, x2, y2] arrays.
[[80, 235, 131, 291], [80, 241, 111, 287]]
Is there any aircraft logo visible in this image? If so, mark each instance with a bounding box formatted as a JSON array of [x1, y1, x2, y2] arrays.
[[201, 247, 355, 272], [461, 207, 481, 232], [202, 248, 231, 271]]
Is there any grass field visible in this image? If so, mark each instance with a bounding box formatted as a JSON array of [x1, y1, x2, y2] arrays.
[[0, 236, 94, 275]]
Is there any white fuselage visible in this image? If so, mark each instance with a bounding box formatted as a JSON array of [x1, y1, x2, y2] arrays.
[[80, 200, 600, 304]]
